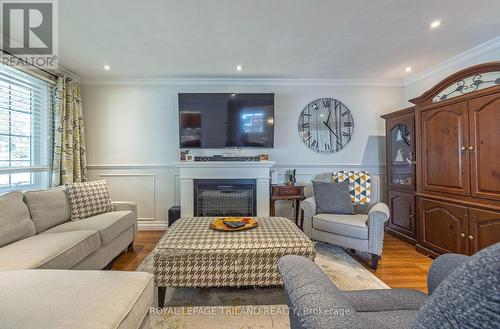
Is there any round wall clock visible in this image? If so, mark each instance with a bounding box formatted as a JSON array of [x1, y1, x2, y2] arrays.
[[298, 98, 354, 153]]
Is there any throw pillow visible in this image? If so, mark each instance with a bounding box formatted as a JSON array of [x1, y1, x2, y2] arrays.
[[333, 171, 371, 204], [312, 180, 354, 215], [66, 180, 113, 221]]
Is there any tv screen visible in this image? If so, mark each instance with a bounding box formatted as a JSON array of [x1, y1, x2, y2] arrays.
[[179, 93, 274, 148]]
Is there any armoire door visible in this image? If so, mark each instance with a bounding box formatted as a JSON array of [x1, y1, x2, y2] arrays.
[[388, 190, 416, 239], [468, 208, 500, 254], [420, 101, 470, 196], [418, 197, 468, 255], [469, 93, 500, 201], [387, 116, 415, 191]]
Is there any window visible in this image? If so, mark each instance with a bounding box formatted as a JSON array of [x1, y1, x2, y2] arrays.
[[241, 109, 264, 133], [0, 64, 52, 192]]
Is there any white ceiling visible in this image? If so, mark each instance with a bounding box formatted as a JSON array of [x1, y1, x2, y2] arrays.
[[59, 0, 500, 80]]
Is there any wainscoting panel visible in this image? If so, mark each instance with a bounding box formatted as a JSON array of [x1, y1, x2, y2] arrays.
[[98, 174, 156, 221], [87, 165, 179, 228], [87, 163, 386, 229]]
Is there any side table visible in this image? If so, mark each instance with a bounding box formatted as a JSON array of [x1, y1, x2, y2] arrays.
[[270, 184, 305, 229]]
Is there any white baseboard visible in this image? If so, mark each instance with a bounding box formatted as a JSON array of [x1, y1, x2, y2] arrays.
[[138, 220, 168, 231]]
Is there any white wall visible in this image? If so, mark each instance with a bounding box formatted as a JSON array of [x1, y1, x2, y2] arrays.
[[81, 81, 403, 227]]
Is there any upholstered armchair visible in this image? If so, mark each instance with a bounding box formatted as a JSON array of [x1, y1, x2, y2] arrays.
[[300, 172, 389, 269]]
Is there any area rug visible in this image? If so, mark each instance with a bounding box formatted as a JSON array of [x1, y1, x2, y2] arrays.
[[137, 241, 388, 329]]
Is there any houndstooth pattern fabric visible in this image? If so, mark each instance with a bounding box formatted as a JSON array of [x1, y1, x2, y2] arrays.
[[333, 171, 371, 204], [367, 204, 390, 255], [66, 180, 113, 221], [154, 217, 315, 288]]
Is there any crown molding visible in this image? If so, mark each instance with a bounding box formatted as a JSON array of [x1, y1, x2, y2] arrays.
[[80, 77, 403, 87], [50, 65, 81, 82], [403, 36, 500, 87]]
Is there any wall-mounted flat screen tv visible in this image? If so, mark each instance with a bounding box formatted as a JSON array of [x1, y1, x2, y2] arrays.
[[179, 93, 274, 148]]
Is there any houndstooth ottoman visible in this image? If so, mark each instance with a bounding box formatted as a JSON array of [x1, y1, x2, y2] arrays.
[[154, 216, 315, 307]]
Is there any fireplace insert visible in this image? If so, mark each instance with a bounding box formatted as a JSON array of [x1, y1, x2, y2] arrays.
[[194, 179, 257, 217]]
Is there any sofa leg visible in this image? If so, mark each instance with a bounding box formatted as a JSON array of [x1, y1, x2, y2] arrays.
[[128, 241, 134, 251], [371, 254, 379, 270], [158, 287, 166, 308]]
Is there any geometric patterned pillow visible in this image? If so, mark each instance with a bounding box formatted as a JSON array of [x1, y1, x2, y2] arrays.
[[66, 180, 113, 221], [333, 171, 371, 205]]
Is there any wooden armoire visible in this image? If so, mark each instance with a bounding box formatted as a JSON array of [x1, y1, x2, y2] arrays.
[[383, 62, 500, 257]]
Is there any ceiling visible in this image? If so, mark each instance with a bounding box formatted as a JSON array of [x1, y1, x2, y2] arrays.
[[59, 0, 500, 80]]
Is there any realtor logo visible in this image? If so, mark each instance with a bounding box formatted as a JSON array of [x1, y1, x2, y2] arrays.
[[1, 0, 58, 68]]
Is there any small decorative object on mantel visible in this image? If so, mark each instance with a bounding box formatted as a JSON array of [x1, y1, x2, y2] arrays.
[[259, 154, 269, 161], [210, 217, 259, 231], [298, 97, 354, 153], [180, 149, 189, 161], [285, 169, 297, 186]]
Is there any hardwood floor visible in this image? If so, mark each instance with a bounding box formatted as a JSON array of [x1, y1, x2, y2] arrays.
[[349, 234, 433, 293], [112, 230, 165, 271], [112, 230, 433, 293]]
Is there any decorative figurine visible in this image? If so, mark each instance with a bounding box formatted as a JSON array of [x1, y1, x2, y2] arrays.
[[285, 169, 297, 186], [395, 148, 404, 162]]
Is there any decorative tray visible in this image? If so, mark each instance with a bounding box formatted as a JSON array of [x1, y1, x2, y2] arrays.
[[210, 217, 259, 231]]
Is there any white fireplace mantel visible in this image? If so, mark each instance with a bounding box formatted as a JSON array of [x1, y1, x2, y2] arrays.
[[176, 161, 275, 217]]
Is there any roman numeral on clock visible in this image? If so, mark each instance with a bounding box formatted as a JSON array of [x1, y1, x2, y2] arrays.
[[311, 139, 317, 147], [322, 99, 331, 108]]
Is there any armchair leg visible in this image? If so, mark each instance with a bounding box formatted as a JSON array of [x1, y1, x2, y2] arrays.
[[371, 254, 379, 270]]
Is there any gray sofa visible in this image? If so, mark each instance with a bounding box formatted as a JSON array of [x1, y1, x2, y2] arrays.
[[0, 187, 154, 329], [0, 269, 153, 329], [0, 187, 138, 270], [278, 243, 500, 329], [301, 173, 389, 269]]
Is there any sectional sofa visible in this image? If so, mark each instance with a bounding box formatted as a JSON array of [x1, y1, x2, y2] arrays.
[[0, 187, 154, 329], [0, 187, 137, 270]]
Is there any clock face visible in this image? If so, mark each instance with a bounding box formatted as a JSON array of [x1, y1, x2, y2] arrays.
[[298, 98, 354, 153]]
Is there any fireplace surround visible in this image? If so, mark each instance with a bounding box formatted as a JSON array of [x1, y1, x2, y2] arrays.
[[177, 161, 274, 217]]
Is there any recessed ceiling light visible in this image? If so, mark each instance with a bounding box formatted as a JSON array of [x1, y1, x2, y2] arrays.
[[236, 65, 243, 71], [104, 65, 111, 71], [430, 20, 441, 29], [405, 66, 413, 72]]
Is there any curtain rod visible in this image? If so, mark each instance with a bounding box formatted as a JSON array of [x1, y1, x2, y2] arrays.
[[1, 49, 60, 81]]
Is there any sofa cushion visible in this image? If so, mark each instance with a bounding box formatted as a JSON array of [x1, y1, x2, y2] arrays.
[[0, 270, 154, 329], [0, 191, 36, 247], [42, 210, 136, 246], [24, 186, 71, 233], [0, 230, 100, 270], [66, 180, 113, 221], [313, 213, 368, 239]]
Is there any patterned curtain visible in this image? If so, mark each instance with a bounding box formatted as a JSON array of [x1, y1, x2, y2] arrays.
[[51, 76, 87, 186]]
